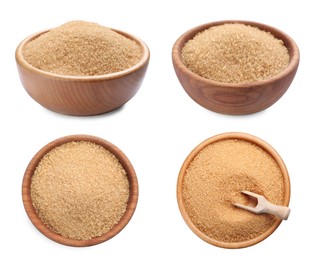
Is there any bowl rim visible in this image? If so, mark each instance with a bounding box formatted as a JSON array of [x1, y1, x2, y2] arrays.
[[16, 27, 150, 81], [22, 134, 139, 247], [176, 132, 291, 249], [172, 20, 300, 88]]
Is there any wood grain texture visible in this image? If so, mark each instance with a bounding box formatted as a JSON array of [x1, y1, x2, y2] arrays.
[[176, 132, 290, 249], [22, 135, 139, 247], [172, 20, 300, 115], [16, 29, 149, 116]]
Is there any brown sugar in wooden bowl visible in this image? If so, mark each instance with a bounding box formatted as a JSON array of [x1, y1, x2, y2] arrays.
[[177, 132, 290, 248], [172, 20, 300, 115], [22, 135, 138, 247], [16, 22, 149, 116]]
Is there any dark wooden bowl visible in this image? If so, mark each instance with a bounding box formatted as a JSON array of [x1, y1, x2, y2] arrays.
[[177, 132, 291, 248], [172, 20, 300, 115], [22, 135, 139, 247], [16, 28, 149, 116]]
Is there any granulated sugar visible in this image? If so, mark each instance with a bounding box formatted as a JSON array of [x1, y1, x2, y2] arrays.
[[182, 139, 285, 243], [182, 23, 290, 83], [30, 141, 129, 240], [23, 21, 142, 76]]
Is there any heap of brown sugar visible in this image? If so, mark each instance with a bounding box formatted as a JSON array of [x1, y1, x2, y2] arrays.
[[30, 141, 129, 240], [182, 139, 285, 243], [23, 21, 142, 76], [182, 23, 290, 83]]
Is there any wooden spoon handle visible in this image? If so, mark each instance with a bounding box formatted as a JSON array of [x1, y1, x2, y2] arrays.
[[265, 202, 291, 220]]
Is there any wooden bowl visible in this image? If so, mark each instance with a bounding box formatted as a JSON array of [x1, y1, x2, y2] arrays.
[[172, 20, 300, 115], [16, 29, 149, 116], [177, 132, 291, 248], [22, 135, 139, 247]]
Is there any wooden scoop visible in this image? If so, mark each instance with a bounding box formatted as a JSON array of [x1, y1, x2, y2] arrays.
[[233, 191, 290, 220]]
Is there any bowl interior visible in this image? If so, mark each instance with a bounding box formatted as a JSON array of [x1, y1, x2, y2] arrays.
[[22, 135, 138, 247], [177, 132, 290, 248]]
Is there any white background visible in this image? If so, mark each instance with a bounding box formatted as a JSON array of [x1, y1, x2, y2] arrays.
[[1, 0, 311, 259]]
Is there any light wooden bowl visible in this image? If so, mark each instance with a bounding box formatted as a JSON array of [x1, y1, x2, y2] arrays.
[[172, 20, 300, 115], [177, 132, 291, 248], [16, 29, 149, 116], [22, 135, 139, 247]]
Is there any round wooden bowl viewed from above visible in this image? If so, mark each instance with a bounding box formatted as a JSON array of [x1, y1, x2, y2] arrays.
[[16, 28, 150, 116], [22, 134, 139, 247], [176, 132, 291, 249], [172, 20, 300, 115]]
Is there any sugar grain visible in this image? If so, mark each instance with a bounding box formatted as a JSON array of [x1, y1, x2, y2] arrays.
[[182, 23, 290, 83], [23, 21, 142, 76], [30, 141, 129, 240]]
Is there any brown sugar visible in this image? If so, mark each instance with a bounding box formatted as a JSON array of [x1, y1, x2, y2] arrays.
[[23, 21, 142, 76], [30, 141, 129, 240], [181, 139, 285, 243], [181, 23, 290, 83]]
